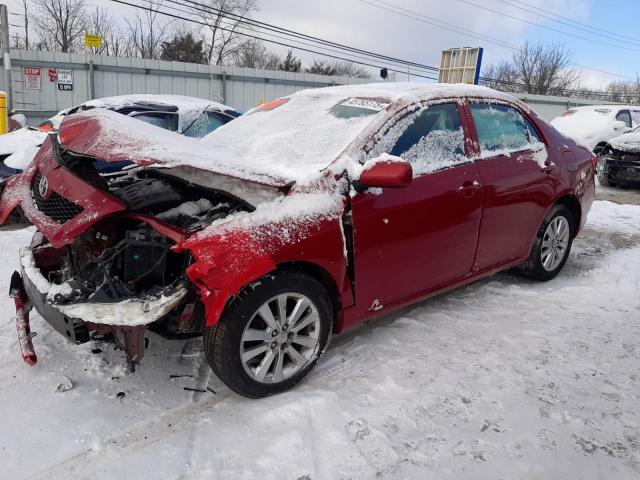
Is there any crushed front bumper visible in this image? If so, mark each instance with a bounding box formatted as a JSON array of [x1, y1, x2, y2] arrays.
[[15, 246, 188, 368], [600, 157, 640, 185]]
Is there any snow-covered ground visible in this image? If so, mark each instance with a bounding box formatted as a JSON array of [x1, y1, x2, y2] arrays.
[[1, 196, 640, 480]]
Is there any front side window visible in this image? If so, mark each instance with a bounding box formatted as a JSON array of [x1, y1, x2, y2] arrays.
[[632, 111, 640, 127], [469, 103, 538, 155], [368, 103, 466, 176], [616, 110, 632, 128]]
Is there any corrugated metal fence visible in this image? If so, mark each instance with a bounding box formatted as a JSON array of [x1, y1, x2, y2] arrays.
[[1, 49, 368, 124], [0, 49, 614, 125]]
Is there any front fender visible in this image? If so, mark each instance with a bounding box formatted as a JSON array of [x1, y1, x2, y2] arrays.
[[175, 192, 349, 327], [178, 230, 277, 326]]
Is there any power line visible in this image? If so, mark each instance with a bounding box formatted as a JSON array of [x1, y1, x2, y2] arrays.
[[493, 0, 640, 48], [160, 0, 438, 77], [358, 0, 636, 81], [173, 0, 440, 73], [111, 0, 628, 99], [505, 0, 640, 46], [357, 0, 515, 50], [453, 0, 640, 53], [110, 0, 440, 80]]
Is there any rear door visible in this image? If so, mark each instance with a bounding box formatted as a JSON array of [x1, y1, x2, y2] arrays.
[[350, 102, 483, 313], [467, 102, 557, 271]]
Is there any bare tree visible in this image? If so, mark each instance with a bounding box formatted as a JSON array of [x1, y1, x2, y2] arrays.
[[126, 0, 171, 59], [606, 76, 640, 104], [192, 0, 258, 65], [231, 39, 280, 69], [32, 0, 87, 53], [306, 59, 371, 78], [482, 41, 580, 95]]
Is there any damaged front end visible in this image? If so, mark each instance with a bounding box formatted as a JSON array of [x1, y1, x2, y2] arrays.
[[1, 123, 281, 370]]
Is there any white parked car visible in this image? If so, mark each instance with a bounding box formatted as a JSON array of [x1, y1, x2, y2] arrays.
[[0, 94, 239, 178], [551, 105, 640, 153]]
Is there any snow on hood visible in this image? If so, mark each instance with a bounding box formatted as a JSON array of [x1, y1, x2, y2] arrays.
[[609, 129, 640, 153], [59, 108, 288, 188], [198, 82, 523, 183]]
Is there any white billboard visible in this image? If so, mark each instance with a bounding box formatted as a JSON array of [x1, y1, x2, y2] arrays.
[[438, 47, 484, 85]]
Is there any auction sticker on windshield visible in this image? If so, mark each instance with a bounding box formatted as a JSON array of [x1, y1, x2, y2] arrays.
[[339, 98, 390, 111]]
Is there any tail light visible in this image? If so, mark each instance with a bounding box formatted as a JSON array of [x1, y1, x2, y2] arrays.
[[591, 153, 598, 171]]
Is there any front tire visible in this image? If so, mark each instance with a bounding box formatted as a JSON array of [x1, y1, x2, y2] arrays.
[[203, 272, 332, 398], [519, 205, 574, 281], [597, 157, 612, 187]]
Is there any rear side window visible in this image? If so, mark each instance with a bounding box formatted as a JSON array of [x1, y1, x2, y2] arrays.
[[470, 103, 539, 154], [616, 110, 632, 128], [368, 103, 466, 176], [182, 112, 232, 138], [130, 112, 179, 131]]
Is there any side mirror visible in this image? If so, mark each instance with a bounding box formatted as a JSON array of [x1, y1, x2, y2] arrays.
[[613, 121, 630, 133], [358, 158, 412, 189]]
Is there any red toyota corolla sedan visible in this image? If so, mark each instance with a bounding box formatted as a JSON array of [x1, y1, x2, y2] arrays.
[[0, 83, 595, 397]]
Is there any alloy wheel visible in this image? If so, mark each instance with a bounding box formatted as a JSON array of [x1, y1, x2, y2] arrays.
[[541, 216, 570, 272], [240, 293, 321, 384]]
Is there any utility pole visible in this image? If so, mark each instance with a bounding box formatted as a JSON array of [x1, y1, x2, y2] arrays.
[[22, 0, 28, 50], [0, 4, 12, 112]]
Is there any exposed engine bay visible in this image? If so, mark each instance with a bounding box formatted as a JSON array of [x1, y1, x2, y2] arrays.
[[14, 151, 256, 369]]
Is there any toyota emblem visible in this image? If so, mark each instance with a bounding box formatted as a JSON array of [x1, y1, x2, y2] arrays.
[[38, 175, 49, 197]]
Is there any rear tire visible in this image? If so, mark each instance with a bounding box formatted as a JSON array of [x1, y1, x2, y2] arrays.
[[519, 205, 575, 281], [203, 272, 332, 398]]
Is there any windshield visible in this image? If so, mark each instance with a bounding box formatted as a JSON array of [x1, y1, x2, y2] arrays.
[[198, 92, 391, 181]]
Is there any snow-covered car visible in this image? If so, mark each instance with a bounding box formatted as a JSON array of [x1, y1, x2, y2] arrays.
[[0, 94, 240, 178], [551, 105, 640, 153], [596, 126, 640, 186], [1, 83, 595, 398]]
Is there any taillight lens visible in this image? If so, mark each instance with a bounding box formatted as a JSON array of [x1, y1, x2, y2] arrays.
[[591, 154, 598, 170]]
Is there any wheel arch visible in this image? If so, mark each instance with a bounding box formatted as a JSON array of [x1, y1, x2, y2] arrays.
[[276, 260, 342, 329], [593, 142, 608, 154], [554, 193, 582, 237]]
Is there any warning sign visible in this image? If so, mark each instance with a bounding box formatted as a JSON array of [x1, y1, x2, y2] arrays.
[[48, 68, 57, 82], [23, 67, 41, 90], [57, 69, 73, 91], [83, 34, 102, 49]]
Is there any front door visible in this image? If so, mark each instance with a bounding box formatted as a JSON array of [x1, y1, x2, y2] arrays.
[[350, 102, 483, 318]]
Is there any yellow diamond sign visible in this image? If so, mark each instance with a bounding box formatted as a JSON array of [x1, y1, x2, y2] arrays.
[[83, 34, 102, 49]]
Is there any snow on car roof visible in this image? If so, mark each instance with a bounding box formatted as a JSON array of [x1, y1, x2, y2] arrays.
[[83, 94, 238, 132], [83, 94, 232, 113], [197, 82, 521, 183]]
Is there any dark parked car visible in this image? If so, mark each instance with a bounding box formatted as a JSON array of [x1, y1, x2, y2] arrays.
[[1, 83, 595, 398], [597, 127, 640, 187], [0, 94, 240, 179]]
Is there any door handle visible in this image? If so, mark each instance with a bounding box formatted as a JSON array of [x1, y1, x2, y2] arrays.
[[458, 180, 481, 197]]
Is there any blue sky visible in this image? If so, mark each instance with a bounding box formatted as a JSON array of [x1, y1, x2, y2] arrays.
[[515, 0, 639, 87], [5, 0, 638, 89]]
